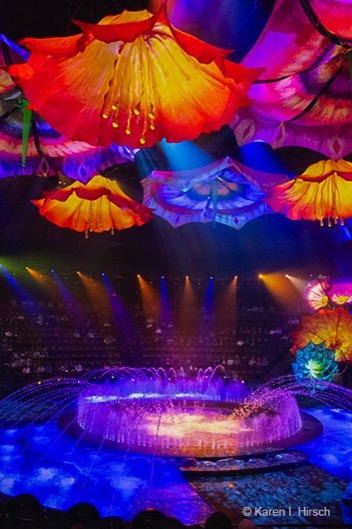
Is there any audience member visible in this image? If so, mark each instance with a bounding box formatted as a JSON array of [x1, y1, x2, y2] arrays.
[[3, 493, 43, 529], [204, 511, 232, 529], [64, 502, 101, 529], [130, 509, 165, 529]]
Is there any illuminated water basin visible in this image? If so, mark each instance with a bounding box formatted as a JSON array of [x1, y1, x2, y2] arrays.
[[74, 367, 302, 457], [0, 406, 349, 525], [75, 392, 302, 457], [1, 368, 342, 523], [0, 421, 212, 523]]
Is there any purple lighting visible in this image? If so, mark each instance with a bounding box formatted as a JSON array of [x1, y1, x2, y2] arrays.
[[74, 366, 301, 457]]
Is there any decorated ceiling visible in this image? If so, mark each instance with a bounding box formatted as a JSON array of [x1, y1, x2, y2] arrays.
[[0, 0, 351, 277]]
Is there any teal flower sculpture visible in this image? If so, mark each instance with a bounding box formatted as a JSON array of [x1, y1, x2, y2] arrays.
[[292, 341, 338, 385]]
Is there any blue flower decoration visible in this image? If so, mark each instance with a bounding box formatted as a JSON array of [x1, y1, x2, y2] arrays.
[[292, 341, 338, 385]]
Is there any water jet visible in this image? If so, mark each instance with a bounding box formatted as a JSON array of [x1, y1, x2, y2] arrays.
[[0, 367, 332, 520]]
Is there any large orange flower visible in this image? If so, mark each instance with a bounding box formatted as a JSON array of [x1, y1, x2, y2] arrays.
[[10, 3, 262, 149], [265, 159, 352, 225], [32, 174, 153, 237], [291, 307, 352, 364]]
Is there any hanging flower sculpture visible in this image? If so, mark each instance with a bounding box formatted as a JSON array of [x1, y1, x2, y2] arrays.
[[9, 3, 262, 149], [0, 86, 136, 180], [0, 35, 136, 180], [329, 278, 352, 307], [264, 159, 352, 225], [303, 276, 352, 312], [305, 0, 352, 40], [231, 0, 352, 159], [32, 174, 154, 237], [291, 307, 352, 364], [292, 341, 338, 384], [142, 156, 288, 228], [303, 276, 332, 312]]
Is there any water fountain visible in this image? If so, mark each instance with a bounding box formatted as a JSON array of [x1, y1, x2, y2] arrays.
[[71, 366, 303, 457], [0, 366, 336, 521]]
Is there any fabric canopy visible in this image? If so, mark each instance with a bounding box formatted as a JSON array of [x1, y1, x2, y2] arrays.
[[0, 85, 135, 180], [142, 156, 289, 228], [304, 0, 352, 40], [231, 0, 352, 159]]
